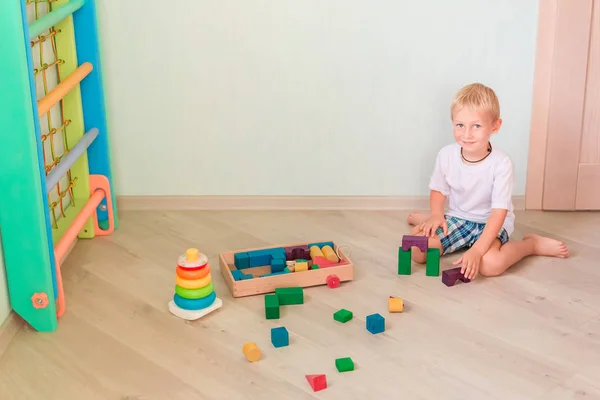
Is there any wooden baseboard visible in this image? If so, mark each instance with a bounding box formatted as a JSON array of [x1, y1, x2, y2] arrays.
[[0, 311, 23, 357], [117, 195, 526, 211]]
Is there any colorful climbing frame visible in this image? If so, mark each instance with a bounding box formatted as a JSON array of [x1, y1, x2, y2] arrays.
[[0, 0, 117, 332]]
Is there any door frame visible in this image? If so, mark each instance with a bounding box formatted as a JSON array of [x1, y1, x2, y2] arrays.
[[525, 0, 594, 210]]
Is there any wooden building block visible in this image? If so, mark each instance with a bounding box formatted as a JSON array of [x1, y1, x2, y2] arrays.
[[398, 248, 411, 275], [310, 245, 325, 260], [333, 309, 353, 323], [442, 267, 471, 287], [243, 342, 261, 362], [265, 293, 280, 319], [294, 259, 308, 272], [402, 235, 428, 252], [271, 326, 289, 348], [285, 245, 310, 261], [321, 245, 339, 263], [248, 249, 272, 267], [388, 296, 403, 312], [335, 357, 354, 372], [366, 313, 385, 334], [306, 374, 327, 392], [426, 248, 440, 276], [234, 252, 249, 269], [271, 256, 286, 273], [275, 287, 304, 305]]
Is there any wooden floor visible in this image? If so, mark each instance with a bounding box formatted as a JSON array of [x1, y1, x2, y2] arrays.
[[1, 210, 600, 400]]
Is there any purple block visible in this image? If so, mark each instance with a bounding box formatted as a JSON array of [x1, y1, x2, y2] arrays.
[[442, 267, 471, 287], [284, 245, 310, 261], [402, 235, 428, 252]]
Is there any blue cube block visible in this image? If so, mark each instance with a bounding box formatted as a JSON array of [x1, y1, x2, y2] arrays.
[[271, 326, 289, 348], [231, 269, 244, 281], [247, 249, 273, 267], [234, 252, 250, 269], [241, 273, 254, 280], [271, 257, 286, 273], [366, 313, 385, 334], [270, 248, 286, 258]]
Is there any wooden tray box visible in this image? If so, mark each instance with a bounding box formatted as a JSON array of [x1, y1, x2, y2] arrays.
[[218, 241, 354, 297]]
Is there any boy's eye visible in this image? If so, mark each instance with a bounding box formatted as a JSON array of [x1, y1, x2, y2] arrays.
[[474, 124, 481, 128], [456, 124, 464, 128]]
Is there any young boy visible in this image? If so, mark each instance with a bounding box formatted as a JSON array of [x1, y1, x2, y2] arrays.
[[407, 83, 569, 280]]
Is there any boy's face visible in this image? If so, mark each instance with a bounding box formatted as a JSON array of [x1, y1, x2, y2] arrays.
[[452, 107, 502, 155]]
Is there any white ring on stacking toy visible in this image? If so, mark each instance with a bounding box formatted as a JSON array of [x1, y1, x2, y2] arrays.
[[177, 251, 208, 269]]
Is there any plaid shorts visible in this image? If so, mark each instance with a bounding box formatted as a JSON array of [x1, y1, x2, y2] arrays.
[[435, 215, 509, 255]]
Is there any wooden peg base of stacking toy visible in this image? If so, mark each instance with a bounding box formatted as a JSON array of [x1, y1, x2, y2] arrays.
[[243, 342, 262, 362], [168, 297, 223, 321]]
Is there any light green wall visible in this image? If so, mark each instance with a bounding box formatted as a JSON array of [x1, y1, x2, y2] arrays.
[[0, 241, 11, 326], [99, 0, 539, 197]]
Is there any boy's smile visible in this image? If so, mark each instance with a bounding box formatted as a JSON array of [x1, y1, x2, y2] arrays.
[[452, 107, 502, 161]]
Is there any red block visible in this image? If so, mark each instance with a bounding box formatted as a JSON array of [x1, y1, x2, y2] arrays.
[[306, 374, 327, 392]]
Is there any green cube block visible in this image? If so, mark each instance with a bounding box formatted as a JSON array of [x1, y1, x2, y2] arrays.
[[398, 248, 412, 275], [265, 294, 280, 319], [335, 357, 354, 372], [275, 287, 304, 305], [333, 309, 353, 323], [426, 248, 440, 276]]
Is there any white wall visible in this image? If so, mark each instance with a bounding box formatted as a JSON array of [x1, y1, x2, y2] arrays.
[[97, 0, 539, 196]]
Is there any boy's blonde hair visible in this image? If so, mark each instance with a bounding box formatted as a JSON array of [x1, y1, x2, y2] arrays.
[[451, 83, 500, 121]]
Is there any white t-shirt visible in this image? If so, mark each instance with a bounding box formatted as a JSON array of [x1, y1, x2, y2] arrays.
[[428, 142, 515, 236]]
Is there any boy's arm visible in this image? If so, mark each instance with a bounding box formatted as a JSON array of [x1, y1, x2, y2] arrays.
[[469, 155, 514, 255], [425, 149, 450, 236], [430, 190, 446, 217], [471, 208, 507, 255]]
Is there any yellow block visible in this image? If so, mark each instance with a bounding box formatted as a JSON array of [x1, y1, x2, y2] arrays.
[[321, 245, 339, 263], [389, 297, 404, 313], [243, 342, 261, 362], [295, 259, 308, 272], [310, 245, 324, 260]]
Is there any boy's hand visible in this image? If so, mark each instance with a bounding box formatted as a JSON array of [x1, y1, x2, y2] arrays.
[[453, 248, 483, 280], [419, 214, 448, 237]]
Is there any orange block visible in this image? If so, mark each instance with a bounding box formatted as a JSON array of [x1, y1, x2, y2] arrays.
[[243, 342, 261, 362], [389, 296, 404, 313]]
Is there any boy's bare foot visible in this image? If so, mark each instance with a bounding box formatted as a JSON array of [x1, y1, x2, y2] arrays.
[[407, 211, 429, 226], [523, 234, 570, 258]]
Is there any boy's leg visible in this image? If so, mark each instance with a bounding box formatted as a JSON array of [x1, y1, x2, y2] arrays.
[[479, 234, 570, 277], [407, 211, 429, 226]]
